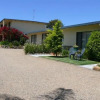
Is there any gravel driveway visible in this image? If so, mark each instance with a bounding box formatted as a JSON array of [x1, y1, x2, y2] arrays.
[[0, 48, 100, 100]]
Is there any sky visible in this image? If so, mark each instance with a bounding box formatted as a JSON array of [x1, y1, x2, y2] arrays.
[[0, 0, 100, 26]]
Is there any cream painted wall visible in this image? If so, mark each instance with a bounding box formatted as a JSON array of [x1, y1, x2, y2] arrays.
[[63, 24, 100, 46], [11, 21, 47, 34], [63, 30, 76, 46], [27, 24, 100, 46]]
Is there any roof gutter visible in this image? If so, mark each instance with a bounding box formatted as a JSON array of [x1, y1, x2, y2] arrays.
[[62, 21, 100, 29]]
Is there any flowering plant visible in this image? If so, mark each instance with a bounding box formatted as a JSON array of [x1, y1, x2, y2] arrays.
[[0, 26, 28, 42]]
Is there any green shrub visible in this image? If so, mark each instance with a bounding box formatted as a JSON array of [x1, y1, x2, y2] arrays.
[[32, 44, 50, 53], [86, 31, 100, 61], [24, 43, 50, 54], [24, 43, 35, 54], [62, 48, 69, 56], [9, 42, 13, 48], [42, 44, 50, 53], [20, 36, 26, 45], [0, 41, 9, 45], [34, 45, 39, 53], [36, 45, 43, 53], [12, 41, 20, 46], [0, 40, 22, 48], [36, 44, 50, 53]]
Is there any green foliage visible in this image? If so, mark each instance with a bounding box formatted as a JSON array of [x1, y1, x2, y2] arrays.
[[45, 21, 63, 56], [12, 40, 20, 46], [8, 42, 13, 48], [34, 44, 49, 53], [20, 36, 26, 45], [46, 19, 63, 28], [0, 40, 22, 48], [86, 31, 100, 61], [24, 43, 35, 54], [42, 56, 98, 65], [0, 40, 9, 45], [42, 44, 50, 53], [62, 48, 69, 56], [24, 43, 50, 54]]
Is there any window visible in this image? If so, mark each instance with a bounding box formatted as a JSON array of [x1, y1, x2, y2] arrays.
[[82, 32, 91, 48], [31, 35, 37, 44], [42, 33, 47, 43], [76, 31, 91, 48]]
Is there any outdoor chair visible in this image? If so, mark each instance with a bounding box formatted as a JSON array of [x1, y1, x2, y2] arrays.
[[75, 48, 85, 60], [69, 47, 77, 59]]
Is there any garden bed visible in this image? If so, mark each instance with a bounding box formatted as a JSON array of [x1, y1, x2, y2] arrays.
[[1, 45, 23, 49]]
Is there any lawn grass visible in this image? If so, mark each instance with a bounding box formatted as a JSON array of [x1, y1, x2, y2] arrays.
[[42, 56, 99, 65]]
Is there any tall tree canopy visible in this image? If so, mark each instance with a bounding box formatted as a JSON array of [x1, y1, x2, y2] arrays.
[[45, 21, 63, 56], [46, 19, 63, 29]]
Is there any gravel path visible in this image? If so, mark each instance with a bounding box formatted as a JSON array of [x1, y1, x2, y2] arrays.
[[0, 48, 100, 100]]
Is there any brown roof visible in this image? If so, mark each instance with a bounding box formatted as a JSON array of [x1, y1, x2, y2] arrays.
[[0, 18, 48, 24]]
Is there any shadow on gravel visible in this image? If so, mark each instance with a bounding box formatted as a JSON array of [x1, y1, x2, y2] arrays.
[[34, 88, 76, 100], [0, 88, 76, 100], [0, 94, 24, 100]]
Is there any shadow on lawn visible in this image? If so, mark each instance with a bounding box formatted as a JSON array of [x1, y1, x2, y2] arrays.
[[0, 94, 24, 100], [49, 56, 67, 58], [35, 88, 76, 100]]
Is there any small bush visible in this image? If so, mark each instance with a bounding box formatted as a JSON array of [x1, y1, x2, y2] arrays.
[[0, 41, 9, 45], [62, 48, 69, 56], [24, 43, 35, 54], [9, 42, 13, 48], [43, 44, 50, 53], [20, 36, 26, 45], [12, 41, 20, 46], [0, 40, 23, 49], [35, 44, 50, 53], [36, 45, 43, 53], [86, 31, 100, 61], [24, 43, 50, 54]]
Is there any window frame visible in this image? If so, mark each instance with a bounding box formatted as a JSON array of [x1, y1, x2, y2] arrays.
[[31, 35, 37, 44]]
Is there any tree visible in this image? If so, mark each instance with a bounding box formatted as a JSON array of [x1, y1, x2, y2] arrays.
[[86, 31, 100, 61], [46, 19, 63, 29], [45, 21, 63, 56]]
